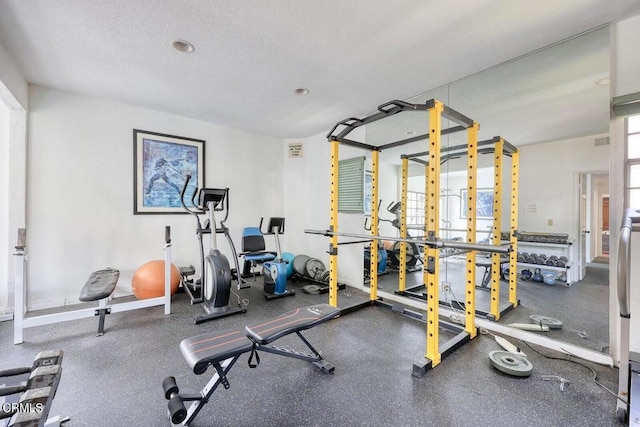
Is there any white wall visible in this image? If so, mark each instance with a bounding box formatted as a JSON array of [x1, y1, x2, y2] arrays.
[[518, 134, 609, 236], [0, 40, 27, 316], [282, 132, 400, 288], [282, 133, 331, 262], [23, 85, 283, 308], [0, 101, 8, 312], [0, 40, 27, 109]]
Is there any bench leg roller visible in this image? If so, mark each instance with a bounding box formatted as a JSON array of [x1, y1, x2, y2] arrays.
[[163, 377, 188, 424], [168, 395, 187, 425]]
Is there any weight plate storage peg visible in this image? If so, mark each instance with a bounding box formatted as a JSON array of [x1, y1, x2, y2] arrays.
[[488, 350, 533, 377], [529, 315, 563, 330]]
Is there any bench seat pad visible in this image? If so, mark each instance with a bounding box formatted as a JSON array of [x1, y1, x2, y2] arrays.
[[79, 268, 119, 302], [245, 303, 339, 345], [180, 328, 253, 375]]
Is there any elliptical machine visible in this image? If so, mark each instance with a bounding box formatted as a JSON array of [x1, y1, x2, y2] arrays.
[[180, 174, 246, 324]]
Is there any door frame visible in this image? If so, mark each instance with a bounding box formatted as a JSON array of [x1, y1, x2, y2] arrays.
[[576, 170, 609, 278]]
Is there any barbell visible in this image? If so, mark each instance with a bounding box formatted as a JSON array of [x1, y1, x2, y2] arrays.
[[304, 229, 511, 255]]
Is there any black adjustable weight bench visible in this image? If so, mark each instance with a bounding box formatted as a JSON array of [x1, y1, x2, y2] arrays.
[[162, 303, 340, 426]]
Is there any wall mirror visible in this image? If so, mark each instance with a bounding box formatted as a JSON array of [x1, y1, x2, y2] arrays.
[[363, 26, 610, 354]]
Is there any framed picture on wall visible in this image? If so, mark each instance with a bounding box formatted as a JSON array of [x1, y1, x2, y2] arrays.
[[460, 188, 494, 219], [133, 129, 205, 214]]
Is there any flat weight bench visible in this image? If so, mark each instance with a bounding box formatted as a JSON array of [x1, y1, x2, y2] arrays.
[[476, 256, 509, 291], [163, 303, 340, 426], [78, 268, 119, 336]]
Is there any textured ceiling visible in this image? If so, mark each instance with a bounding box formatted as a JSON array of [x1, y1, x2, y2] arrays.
[[0, 0, 639, 141]]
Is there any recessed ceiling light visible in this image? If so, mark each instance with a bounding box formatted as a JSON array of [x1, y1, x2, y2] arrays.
[[173, 40, 195, 53], [596, 77, 610, 86], [405, 131, 416, 136], [295, 88, 310, 95]]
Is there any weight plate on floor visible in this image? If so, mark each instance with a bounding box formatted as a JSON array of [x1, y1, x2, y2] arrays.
[[292, 255, 311, 276], [529, 315, 563, 330], [302, 284, 321, 294], [488, 350, 533, 377], [305, 258, 326, 278]]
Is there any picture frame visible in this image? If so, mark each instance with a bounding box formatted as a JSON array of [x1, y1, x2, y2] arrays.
[[460, 188, 494, 219], [133, 129, 205, 214]]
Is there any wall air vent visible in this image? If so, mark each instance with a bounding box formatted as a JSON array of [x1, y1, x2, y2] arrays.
[[594, 136, 610, 146]]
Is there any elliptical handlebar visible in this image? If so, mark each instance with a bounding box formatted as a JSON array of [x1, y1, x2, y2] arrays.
[[181, 174, 204, 218], [218, 188, 230, 227]]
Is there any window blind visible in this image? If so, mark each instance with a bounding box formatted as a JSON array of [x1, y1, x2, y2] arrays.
[[338, 156, 366, 213]]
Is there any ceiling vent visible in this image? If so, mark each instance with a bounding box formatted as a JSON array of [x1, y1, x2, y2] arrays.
[[594, 136, 610, 146]]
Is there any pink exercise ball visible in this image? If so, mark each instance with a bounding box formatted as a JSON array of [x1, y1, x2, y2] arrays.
[[132, 260, 180, 299]]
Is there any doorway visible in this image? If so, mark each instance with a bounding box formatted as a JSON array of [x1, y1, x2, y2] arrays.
[[601, 196, 609, 257], [581, 172, 609, 268]]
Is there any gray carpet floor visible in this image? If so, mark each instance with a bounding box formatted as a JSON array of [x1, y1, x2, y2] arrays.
[[0, 276, 624, 427]]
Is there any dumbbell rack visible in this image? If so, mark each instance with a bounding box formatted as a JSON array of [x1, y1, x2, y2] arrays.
[[516, 240, 575, 285]]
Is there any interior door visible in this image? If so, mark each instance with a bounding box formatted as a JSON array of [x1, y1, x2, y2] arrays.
[[579, 173, 588, 279], [602, 196, 609, 255]]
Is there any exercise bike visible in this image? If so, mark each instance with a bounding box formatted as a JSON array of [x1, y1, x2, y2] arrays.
[[261, 217, 295, 300], [180, 174, 246, 324]]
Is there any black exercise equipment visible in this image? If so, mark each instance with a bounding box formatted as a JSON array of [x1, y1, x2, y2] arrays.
[[163, 304, 339, 426], [0, 350, 65, 426], [179, 175, 245, 324]]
